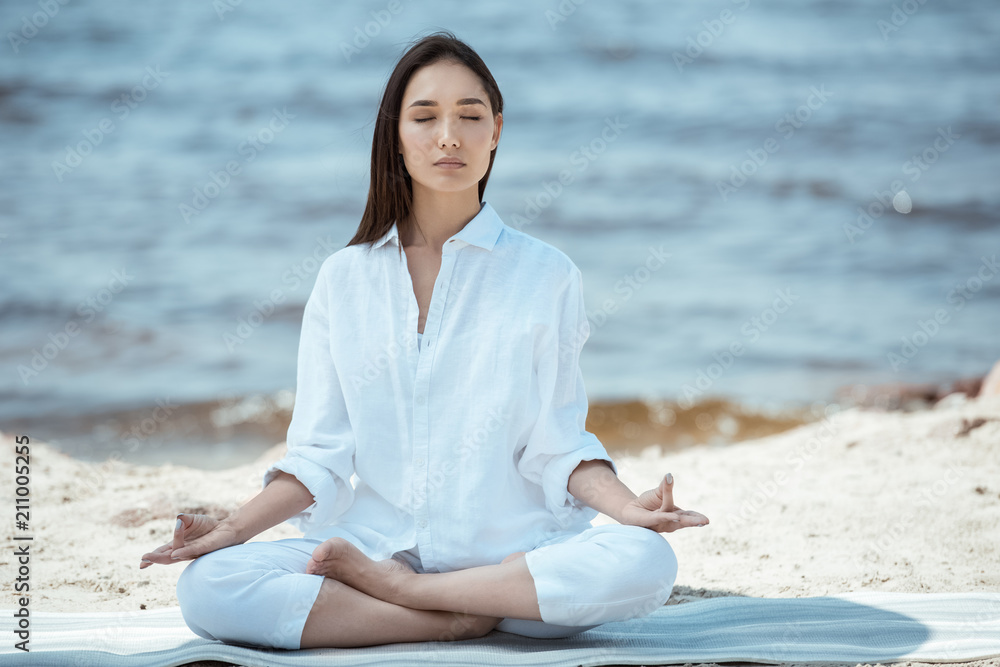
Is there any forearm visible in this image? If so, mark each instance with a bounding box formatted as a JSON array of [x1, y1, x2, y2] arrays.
[[223, 470, 316, 542], [567, 458, 637, 524]]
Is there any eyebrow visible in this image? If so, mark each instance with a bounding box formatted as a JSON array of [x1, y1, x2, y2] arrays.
[[407, 97, 487, 109]]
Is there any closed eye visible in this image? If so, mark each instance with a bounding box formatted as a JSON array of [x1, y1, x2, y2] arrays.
[[414, 116, 482, 123]]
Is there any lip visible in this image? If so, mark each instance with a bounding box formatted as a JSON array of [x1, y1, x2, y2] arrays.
[[434, 158, 465, 168]]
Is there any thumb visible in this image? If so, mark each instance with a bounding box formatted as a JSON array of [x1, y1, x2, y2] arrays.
[[171, 513, 188, 551], [659, 473, 674, 512]]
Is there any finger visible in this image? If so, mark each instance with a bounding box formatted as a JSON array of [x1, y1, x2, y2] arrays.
[[139, 545, 170, 562], [677, 509, 708, 522], [675, 512, 709, 527], [140, 543, 177, 567], [659, 473, 674, 512], [141, 543, 174, 559], [171, 539, 200, 560], [171, 539, 202, 560], [171, 514, 186, 551], [659, 511, 704, 526], [170, 533, 207, 560]]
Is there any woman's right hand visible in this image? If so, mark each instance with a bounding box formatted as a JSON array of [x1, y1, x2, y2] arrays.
[[138, 513, 243, 569]]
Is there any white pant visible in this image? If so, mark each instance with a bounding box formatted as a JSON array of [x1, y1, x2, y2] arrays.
[[176, 523, 678, 649]]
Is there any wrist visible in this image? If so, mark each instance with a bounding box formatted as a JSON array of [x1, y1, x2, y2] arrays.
[[220, 511, 251, 544], [568, 459, 636, 523]]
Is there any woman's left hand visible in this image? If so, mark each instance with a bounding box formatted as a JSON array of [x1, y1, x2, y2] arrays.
[[619, 473, 709, 533]]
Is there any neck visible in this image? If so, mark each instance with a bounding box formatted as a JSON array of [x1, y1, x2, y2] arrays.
[[401, 184, 482, 250]]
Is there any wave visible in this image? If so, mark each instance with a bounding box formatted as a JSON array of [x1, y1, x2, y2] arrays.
[[1, 391, 816, 470]]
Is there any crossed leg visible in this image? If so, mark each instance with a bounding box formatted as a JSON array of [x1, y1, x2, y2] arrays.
[[180, 526, 672, 648], [306, 540, 541, 623], [300, 549, 530, 648]]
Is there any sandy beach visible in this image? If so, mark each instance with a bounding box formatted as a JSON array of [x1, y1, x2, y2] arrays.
[[2, 392, 998, 667]]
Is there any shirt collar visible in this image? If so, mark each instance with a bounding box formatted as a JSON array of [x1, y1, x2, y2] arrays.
[[373, 201, 504, 252]]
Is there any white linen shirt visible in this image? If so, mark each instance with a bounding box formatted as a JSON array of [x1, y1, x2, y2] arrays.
[[262, 200, 618, 574]]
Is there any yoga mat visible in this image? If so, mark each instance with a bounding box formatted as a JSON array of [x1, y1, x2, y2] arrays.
[[4, 591, 999, 667]]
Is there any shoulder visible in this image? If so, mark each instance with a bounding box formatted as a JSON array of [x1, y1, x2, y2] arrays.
[[316, 241, 379, 281], [496, 224, 581, 289], [302, 243, 375, 308]]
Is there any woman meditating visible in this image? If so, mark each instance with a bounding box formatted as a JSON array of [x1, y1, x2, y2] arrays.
[[139, 29, 709, 650]]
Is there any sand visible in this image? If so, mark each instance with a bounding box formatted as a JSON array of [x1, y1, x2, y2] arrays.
[[2, 392, 998, 667]]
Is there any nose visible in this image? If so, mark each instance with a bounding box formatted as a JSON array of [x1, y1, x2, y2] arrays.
[[438, 117, 459, 148]]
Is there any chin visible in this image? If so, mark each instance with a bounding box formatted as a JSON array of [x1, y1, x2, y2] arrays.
[[415, 174, 482, 193]]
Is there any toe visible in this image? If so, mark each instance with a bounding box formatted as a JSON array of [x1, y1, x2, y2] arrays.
[[311, 537, 343, 563]]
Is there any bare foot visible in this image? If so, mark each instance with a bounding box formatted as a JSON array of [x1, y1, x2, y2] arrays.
[[383, 554, 418, 576], [306, 537, 413, 603]]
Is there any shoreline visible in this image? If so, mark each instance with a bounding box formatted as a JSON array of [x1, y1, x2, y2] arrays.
[[3, 366, 992, 470]]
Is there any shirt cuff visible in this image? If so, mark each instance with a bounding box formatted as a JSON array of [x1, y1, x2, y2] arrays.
[[262, 453, 354, 534], [542, 434, 619, 529]]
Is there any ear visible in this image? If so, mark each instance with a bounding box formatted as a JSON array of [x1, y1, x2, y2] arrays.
[[491, 112, 503, 150]]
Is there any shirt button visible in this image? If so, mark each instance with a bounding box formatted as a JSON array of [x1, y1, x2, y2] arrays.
[[418, 519, 428, 528], [414, 456, 424, 466], [415, 395, 426, 406]]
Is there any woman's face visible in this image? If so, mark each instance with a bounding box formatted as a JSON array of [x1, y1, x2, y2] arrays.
[[398, 60, 502, 196]]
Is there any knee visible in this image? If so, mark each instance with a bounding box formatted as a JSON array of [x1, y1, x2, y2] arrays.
[[525, 525, 679, 627], [461, 615, 505, 640], [429, 612, 502, 642], [638, 528, 678, 590], [608, 525, 678, 604], [175, 550, 240, 642], [176, 542, 316, 650]]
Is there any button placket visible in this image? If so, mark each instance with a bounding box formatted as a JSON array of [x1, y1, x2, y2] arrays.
[[399, 246, 429, 558], [407, 245, 458, 570], [397, 245, 421, 370]]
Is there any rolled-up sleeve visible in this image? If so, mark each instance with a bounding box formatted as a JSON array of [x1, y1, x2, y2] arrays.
[[515, 264, 618, 529], [262, 259, 356, 533]]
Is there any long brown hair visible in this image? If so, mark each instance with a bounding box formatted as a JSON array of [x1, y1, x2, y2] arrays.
[[346, 29, 504, 257]]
